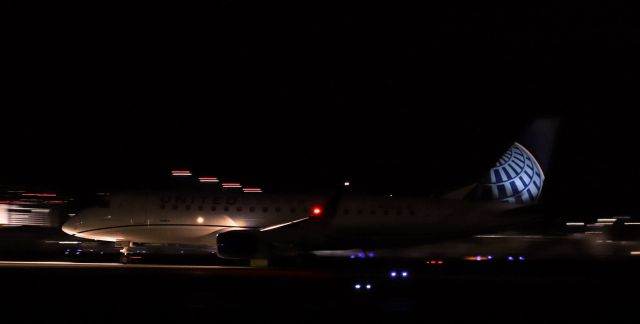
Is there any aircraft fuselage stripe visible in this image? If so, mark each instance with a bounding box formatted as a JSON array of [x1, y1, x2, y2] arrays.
[[76, 224, 259, 234]]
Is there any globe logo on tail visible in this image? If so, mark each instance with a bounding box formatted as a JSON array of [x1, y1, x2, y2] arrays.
[[479, 142, 544, 204]]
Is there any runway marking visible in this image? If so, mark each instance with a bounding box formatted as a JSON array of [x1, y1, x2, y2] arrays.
[[0, 261, 250, 269]]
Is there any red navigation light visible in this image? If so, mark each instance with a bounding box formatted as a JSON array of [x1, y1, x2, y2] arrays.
[[312, 206, 323, 217]]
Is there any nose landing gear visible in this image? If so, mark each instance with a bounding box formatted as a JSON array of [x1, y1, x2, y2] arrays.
[[117, 242, 138, 264], [119, 254, 130, 264]]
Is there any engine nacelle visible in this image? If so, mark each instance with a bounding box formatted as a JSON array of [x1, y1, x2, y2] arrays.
[[216, 230, 266, 259], [216, 221, 329, 259]]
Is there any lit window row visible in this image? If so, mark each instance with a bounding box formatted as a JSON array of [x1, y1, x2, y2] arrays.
[[160, 205, 310, 213], [342, 209, 416, 216]]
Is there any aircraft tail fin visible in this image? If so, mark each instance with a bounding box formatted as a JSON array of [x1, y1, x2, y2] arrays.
[[467, 118, 560, 204]]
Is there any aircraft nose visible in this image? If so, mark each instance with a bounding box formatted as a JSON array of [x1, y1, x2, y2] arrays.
[[61, 218, 77, 235], [62, 211, 88, 236]]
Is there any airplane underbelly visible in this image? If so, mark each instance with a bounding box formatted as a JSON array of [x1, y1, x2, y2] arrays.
[[76, 225, 233, 246]]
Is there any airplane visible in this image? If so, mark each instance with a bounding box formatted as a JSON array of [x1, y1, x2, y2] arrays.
[[62, 118, 559, 263]]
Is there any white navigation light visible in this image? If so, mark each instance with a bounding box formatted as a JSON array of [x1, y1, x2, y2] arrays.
[[197, 217, 204, 224]]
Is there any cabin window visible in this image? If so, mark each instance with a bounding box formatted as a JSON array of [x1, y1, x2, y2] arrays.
[[370, 209, 376, 215], [263, 207, 268, 212], [250, 207, 255, 212], [383, 210, 389, 216], [357, 209, 363, 215], [185, 205, 191, 210], [211, 206, 217, 211], [236, 206, 242, 212], [275, 207, 281, 212]]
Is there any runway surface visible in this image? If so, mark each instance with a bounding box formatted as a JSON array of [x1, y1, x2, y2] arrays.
[[0, 260, 250, 269], [1, 259, 638, 323]]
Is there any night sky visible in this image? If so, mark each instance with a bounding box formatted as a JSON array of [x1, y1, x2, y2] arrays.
[[2, 2, 638, 213]]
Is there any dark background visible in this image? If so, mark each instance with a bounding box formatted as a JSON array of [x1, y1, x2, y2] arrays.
[[1, 4, 639, 322], [2, 2, 638, 212]]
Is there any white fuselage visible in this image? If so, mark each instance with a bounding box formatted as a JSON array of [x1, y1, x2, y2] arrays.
[[62, 192, 325, 247], [62, 191, 531, 252]]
